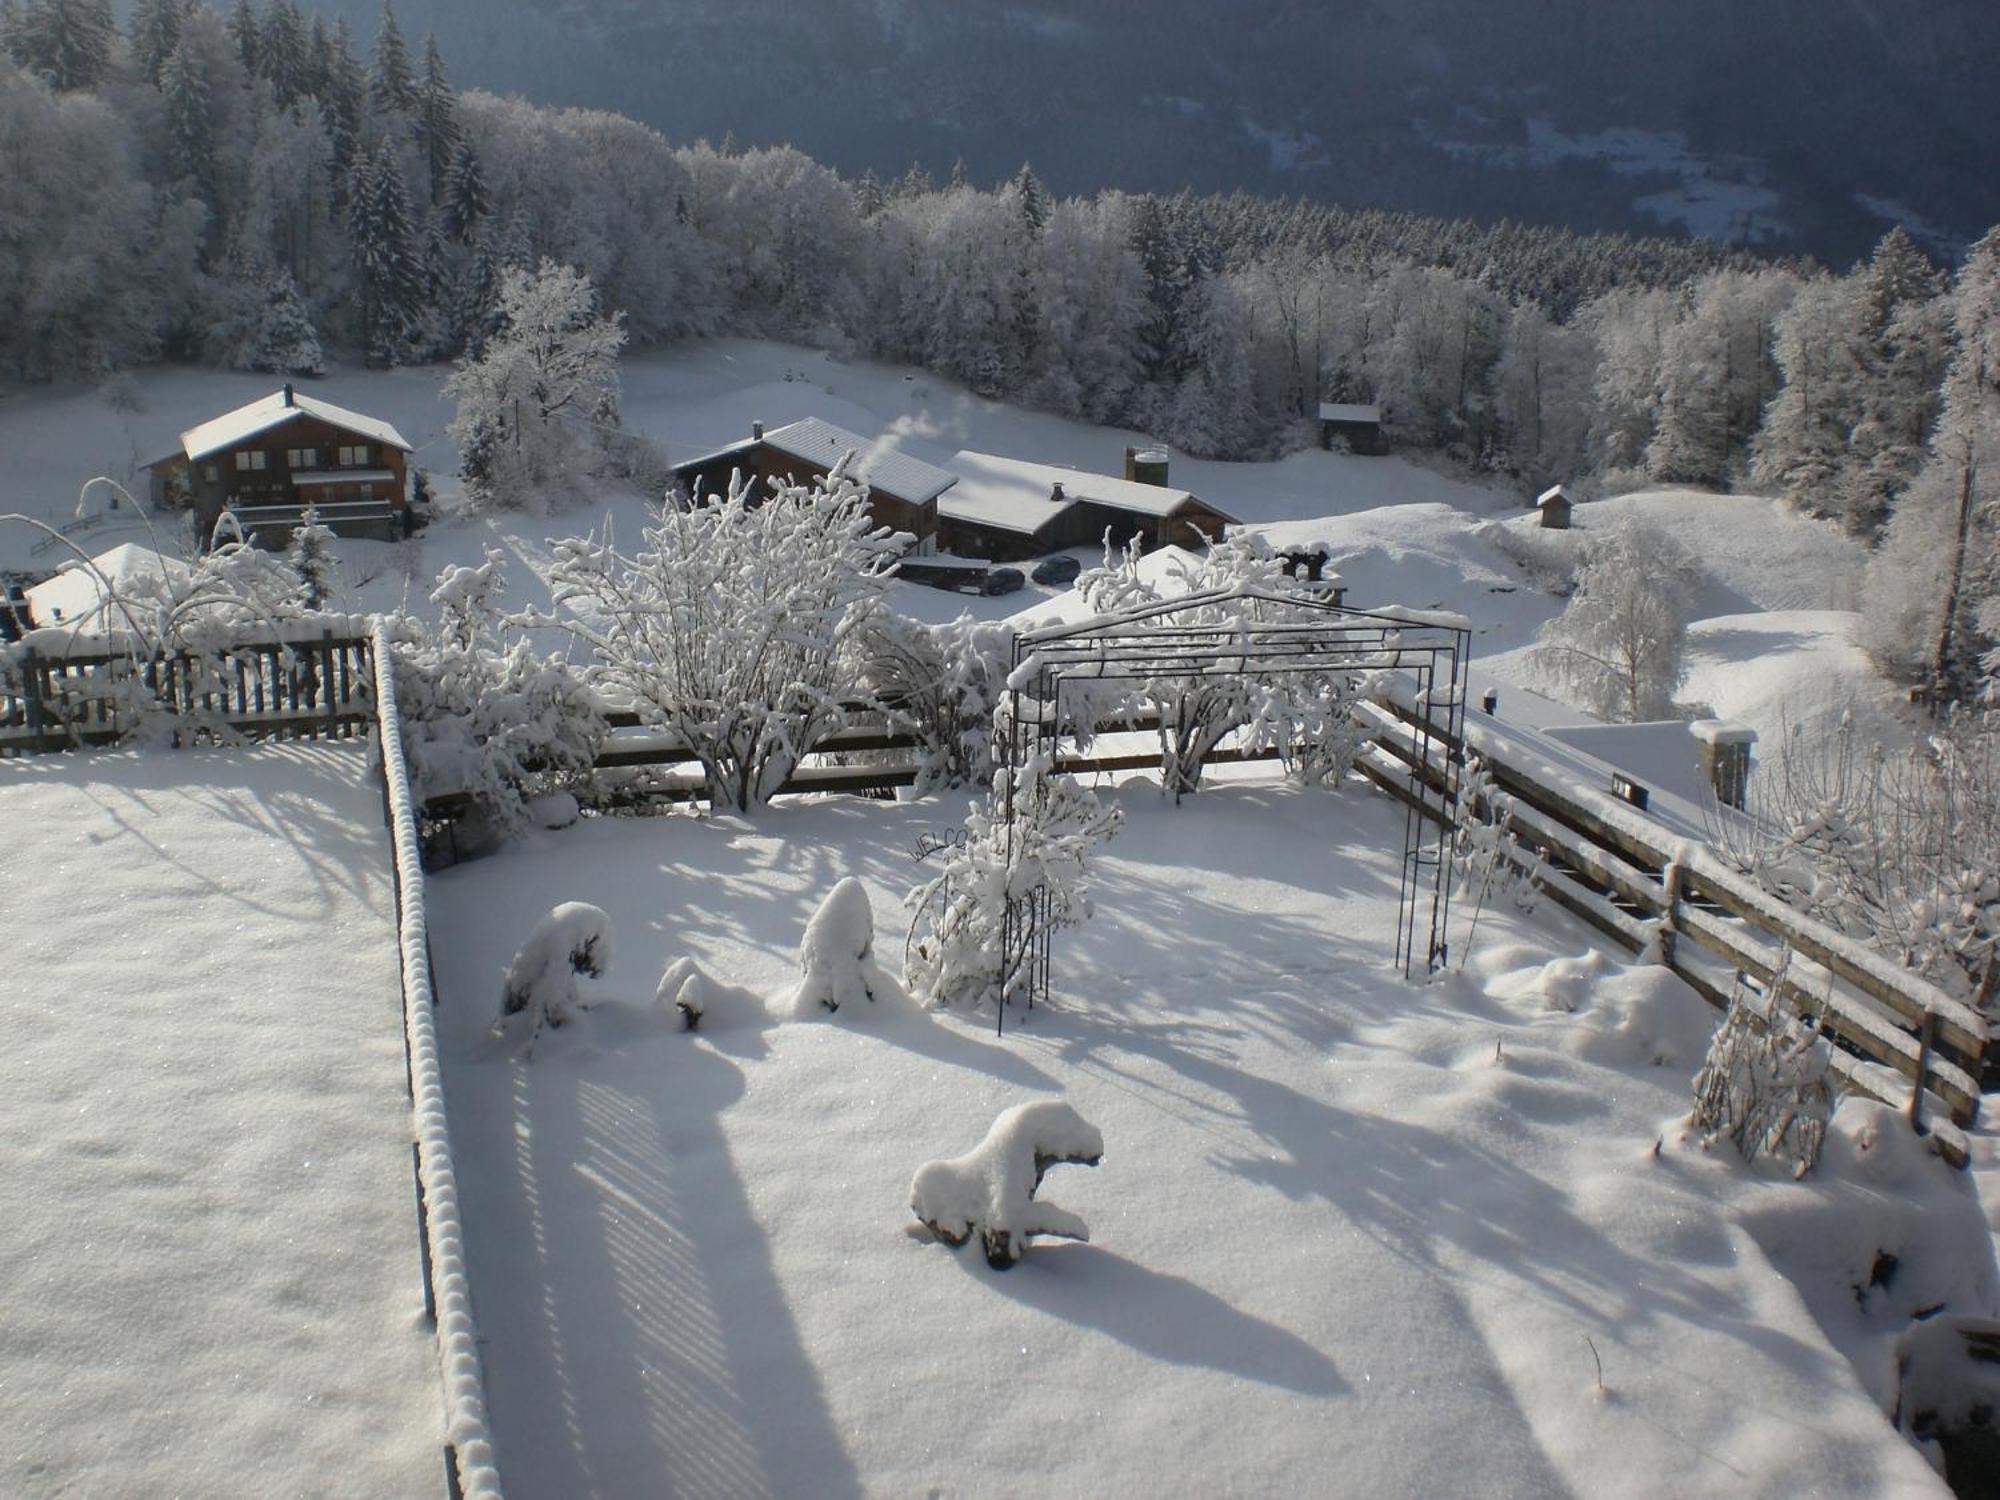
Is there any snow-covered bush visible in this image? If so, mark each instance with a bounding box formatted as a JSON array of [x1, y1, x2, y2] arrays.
[[1533, 518, 1700, 722], [785, 877, 913, 1016], [392, 551, 606, 837], [656, 956, 768, 1032], [857, 610, 1014, 790], [286, 508, 342, 611], [445, 259, 628, 512], [906, 753, 1122, 1014], [1073, 530, 1370, 799], [1717, 708, 2000, 1014], [909, 1100, 1104, 1269], [532, 465, 901, 813], [1690, 953, 1835, 1177], [496, 902, 613, 1047], [1450, 754, 1546, 964]]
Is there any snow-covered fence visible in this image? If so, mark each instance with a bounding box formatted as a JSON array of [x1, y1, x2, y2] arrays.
[[0, 618, 376, 755], [370, 621, 504, 1500], [1357, 684, 1988, 1167]]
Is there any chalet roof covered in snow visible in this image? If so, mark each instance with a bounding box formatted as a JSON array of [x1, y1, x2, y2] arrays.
[[1318, 402, 1381, 424], [943, 449, 1237, 526], [173, 389, 413, 465], [24, 542, 190, 627], [675, 418, 958, 505], [1537, 483, 1570, 506]]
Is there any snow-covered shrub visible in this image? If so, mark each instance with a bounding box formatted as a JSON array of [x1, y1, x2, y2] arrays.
[[784, 877, 913, 1016], [1533, 518, 1700, 722], [392, 551, 606, 837], [286, 508, 342, 611], [857, 611, 1014, 790], [445, 259, 627, 512], [1690, 953, 1835, 1177], [906, 754, 1122, 1014], [910, 1100, 1104, 1269], [1716, 707, 2000, 1014], [656, 956, 768, 1032], [496, 902, 613, 1047], [1450, 754, 1546, 964], [532, 465, 901, 812], [1073, 530, 1370, 799]]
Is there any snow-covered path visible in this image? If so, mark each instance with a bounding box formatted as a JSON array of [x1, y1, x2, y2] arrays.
[[428, 780, 1966, 1498], [0, 744, 439, 1497]]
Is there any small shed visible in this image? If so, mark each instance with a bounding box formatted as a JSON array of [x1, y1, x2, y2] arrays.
[[1317, 402, 1384, 456], [24, 543, 192, 630], [1536, 483, 1573, 530]]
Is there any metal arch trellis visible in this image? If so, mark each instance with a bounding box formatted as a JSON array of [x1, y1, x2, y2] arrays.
[[998, 585, 1469, 1018]]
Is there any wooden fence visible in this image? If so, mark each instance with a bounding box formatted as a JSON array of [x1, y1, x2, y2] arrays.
[[0, 620, 375, 755], [1354, 689, 1988, 1168], [574, 689, 1989, 1165]]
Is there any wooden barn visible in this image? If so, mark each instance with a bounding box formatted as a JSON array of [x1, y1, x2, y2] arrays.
[[937, 448, 1239, 563], [1536, 483, 1573, 529], [145, 386, 414, 548], [1318, 402, 1385, 455], [670, 418, 957, 547]]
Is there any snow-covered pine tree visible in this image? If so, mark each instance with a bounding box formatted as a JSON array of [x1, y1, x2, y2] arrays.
[[160, 31, 217, 211], [12, 0, 115, 92], [230, 267, 323, 374], [443, 258, 625, 508], [415, 32, 457, 203], [319, 17, 364, 193], [285, 505, 339, 609], [348, 137, 423, 366], [368, 0, 416, 117], [258, 0, 308, 113], [1749, 274, 1868, 520], [439, 138, 485, 244], [1533, 517, 1701, 722], [1862, 227, 2000, 702], [126, 0, 182, 87]]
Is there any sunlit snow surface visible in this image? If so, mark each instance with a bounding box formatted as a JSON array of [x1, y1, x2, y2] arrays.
[[429, 778, 1982, 1497], [0, 744, 438, 1496]]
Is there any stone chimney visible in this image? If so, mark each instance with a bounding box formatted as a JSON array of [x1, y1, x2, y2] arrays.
[[282, 382, 294, 407], [1051, 481, 1066, 503], [752, 420, 764, 440]]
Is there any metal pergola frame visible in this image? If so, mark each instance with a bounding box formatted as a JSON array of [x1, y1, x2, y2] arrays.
[[999, 586, 1469, 1018]]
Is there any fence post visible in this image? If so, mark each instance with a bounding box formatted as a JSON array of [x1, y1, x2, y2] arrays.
[[23, 645, 47, 751], [322, 628, 339, 740], [1908, 1007, 1936, 1133], [1660, 860, 1682, 968]]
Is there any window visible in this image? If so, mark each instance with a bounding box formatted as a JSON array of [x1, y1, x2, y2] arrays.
[[338, 444, 370, 467], [234, 450, 267, 472], [286, 448, 318, 468], [203, 465, 219, 483]]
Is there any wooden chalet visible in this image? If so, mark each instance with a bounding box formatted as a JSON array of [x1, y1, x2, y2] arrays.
[[937, 448, 1239, 563], [670, 418, 957, 547], [145, 386, 414, 549], [1318, 401, 1385, 455]]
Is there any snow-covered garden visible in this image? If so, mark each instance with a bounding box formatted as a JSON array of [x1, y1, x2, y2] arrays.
[[425, 773, 1992, 1496]]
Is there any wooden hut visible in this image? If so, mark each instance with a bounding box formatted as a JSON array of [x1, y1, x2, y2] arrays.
[[1317, 402, 1384, 455], [1536, 483, 1573, 530]]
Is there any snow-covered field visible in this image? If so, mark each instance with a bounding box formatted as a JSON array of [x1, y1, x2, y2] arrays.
[[427, 775, 1989, 1497], [0, 744, 438, 1496]]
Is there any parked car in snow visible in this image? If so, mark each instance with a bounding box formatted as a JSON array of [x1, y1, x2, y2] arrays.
[[1031, 555, 1082, 586], [982, 567, 1026, 596]]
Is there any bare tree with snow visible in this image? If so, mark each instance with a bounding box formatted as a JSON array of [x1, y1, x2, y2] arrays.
[[1533, 518, 1700, 723]]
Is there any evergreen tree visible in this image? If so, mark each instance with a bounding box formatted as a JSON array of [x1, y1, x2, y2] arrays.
[[370, 0, 416, 116], [161, 33, 216, 212], [258, 0, 307, 112], [1009, 162, 1047, 234], [225, 0, 256, 71], [13, 0, 115, 90], [948, 155, 971, 192], [414, 33, 458, 202], [302, 12, 328, 97], [286, 507, 340, 609], [348, 138, 423, 366], [440, 139, 486, 243], [245, 269, 323, 374], [853, 169, 885, 220], [1749, 274, 1867, 519], [127, 0, 183, 87], [320, 18, 365, 196]]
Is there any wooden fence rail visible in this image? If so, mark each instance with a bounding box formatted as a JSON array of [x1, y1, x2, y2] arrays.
[[0, 626, 375, 755], [1355, 691, 1987, 1167]]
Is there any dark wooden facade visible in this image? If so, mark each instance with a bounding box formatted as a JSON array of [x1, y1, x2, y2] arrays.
[[936, 495, 1237, 563], [673, 443, 939, 544]]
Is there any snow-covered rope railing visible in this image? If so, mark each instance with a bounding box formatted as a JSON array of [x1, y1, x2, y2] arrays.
[[371, 620, 504, 1500], [1359, 687, 1986, 1157]]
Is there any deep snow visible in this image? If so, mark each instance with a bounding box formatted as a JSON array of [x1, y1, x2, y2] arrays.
[[0, 743, 439, 1496], [426, 776, 1990, 1497]]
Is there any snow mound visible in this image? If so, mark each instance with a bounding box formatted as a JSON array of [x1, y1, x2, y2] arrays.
[[496, 901, 612, 1046], [782, 876, 916, 1019], [657, 955, 769, 1032], [1485, 949, 1611, 1015], [910, 1100, 1104, 1269]]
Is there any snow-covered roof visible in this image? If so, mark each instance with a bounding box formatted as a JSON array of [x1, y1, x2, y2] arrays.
[[763, 418, 958, 504], [24, 542, 189, 628], [1540, 721, 1713, 812], [943, 449, 1236, 525], [1318, 402, 1381, 424], [176, 390, 412, 464], [1537, 483, 1570, 506]]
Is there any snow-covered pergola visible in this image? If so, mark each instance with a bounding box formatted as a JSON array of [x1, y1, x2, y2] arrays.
[[1001, 587, 1470, 1010]]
